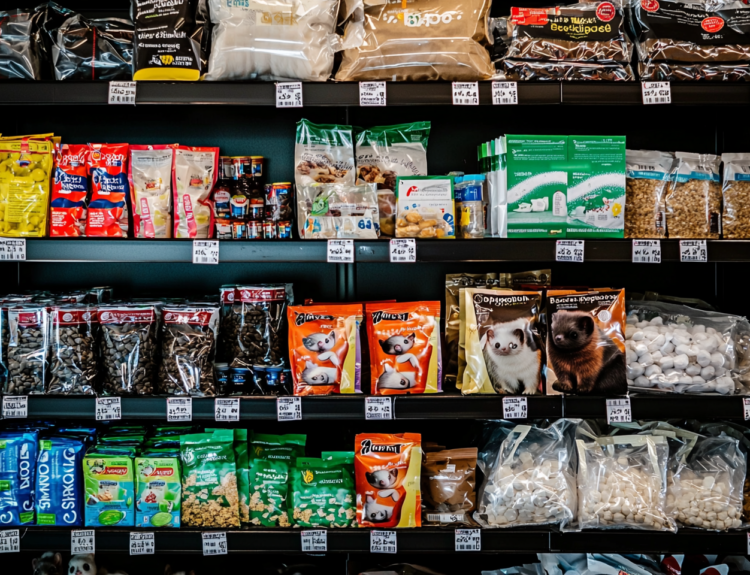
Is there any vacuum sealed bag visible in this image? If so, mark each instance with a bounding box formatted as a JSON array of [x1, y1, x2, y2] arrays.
[[625, 149, 673, 239], [295, 119, 355, 188], [172, 146, 219, 239], [48, 305, 99, 395], [129, 145, 175, 239], [665, 152, 721, 239], [501, 58, 634, 80], [721, 153, 750, 239], [51, 144, 90, 237], [422, 448, 478, 526], [639, 61, 750, 81], [297, 183, 379, 239], [0, 8, 44, 80], [4, 305, 48, 395], [86, 143, 129, 238]]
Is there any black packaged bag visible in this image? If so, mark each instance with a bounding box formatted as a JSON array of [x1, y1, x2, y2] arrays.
[[0, 7, 45, 80]]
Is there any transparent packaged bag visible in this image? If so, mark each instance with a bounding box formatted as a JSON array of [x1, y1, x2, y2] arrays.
[[172, 146, 219, 239], [297, 183, 379, 239], [4, 305, 48, 395], [721, 153, 750, 239], [129, 145, 175, 239], [0, 8, 44, 80], [48, 305, 99, 395], [501, 59, 634, 80], [625, 149, 673, 239], [665, 152, 721, 239]]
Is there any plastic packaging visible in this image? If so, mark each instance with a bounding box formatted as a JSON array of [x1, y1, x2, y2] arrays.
[[665, 152, 721, 239], [50, 144, 89, 237], [48, 305, 99, 395], [83, 453, 135, 527], [483, 138, 508, 238], [129, 145, 175, 239], [297, 183, 379, 239], [501, 59, 634, 80], [455, 175, 485, 239], [4, 305, 48, 395], [0, 431, 37, 525], [86, 143, 129, 238], [625, 149, 673, 239], [721, 153, 750, 239], [173, 146, 219, 239], [290, 457, 357, 527], [0, 8, 44, 80], [639, 61, 750, 81], [422, 448, 478, 526], [35, 436, 85, 526], [396, 176, 455, 239], [135, 455, 181, 528], [295, 120, 355, 188]]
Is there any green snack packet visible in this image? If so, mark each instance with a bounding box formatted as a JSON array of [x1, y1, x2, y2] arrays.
[[135, 456, 181, 528], [83, 454, 135, 527], [208, 428, 250, 524], [290, 457, 356, 528], [248, 459, 291, 527], [248, 433, 306, 470]]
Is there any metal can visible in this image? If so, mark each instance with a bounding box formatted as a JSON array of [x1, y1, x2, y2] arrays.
[[215, 220, 232, 240], [215, 363, 230, 393], [248, 198, 264, 221], [247, 220, 262, 239], [264, 184, 279, 222], [220, 156, 233, 180], [277, 221, 291, 239], [231, 157, 249, 179], [262, 220, 276, 239], [250, 156, 264, 179], [231, 220, 246, 239], [229, 367, 252, 395]]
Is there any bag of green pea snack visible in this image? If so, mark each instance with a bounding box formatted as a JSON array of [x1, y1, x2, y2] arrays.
[[248, 433, 306, 469], [209, 428, 250, 524], [290, 457, 356, 528], [135, 456, 181, 528], [248, 459, 291, 527], [83, 453, 135, 527]]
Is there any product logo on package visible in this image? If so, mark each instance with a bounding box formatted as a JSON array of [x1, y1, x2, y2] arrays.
[[404, 10, 461, 27], [701, 16, 724, 33], [640, 0, 659, 12], [360, 439, 402, 455], [596, 2, 615, 21]]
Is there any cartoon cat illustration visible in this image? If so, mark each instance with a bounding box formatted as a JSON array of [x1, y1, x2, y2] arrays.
[[302, 331, 339, 366], [300, 361, 338, 386], [482, 317, 542, 395], [366, 469, 399, 489], [363, 494, 396, 523], [376, 364, 416, 391], [379, 333, 415, 355]]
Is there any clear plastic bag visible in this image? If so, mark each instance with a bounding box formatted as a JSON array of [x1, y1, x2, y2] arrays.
[[297, 183, 379, 239], [0, 8, 43, 80], [665, 152, 722, 239], [129, 145, 175, 239], [721, 153, 750, 239], [173, 146, 219, 239], [48, 305, 98, 395], [501, 59, 634, 80], [4, 305, 48, 395], [625, 149, 673, 239]]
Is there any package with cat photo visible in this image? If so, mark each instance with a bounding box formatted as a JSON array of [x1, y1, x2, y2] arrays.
[[462, 289, 544, 395], [288, 304, 362, 395], [546, 288, 627, 396], [366, 302, 441, 395], [355, 432, 422, 528]]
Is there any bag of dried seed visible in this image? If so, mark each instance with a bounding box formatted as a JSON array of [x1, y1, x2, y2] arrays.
[[665, 152, 722, 239], [48, 305, 99, 395], [290, 457, 356, 528], [208, 428, 250, 524], [722, 153, 750, 239], [247, 459, 291, 527], [625, 150, 673, 239], [4, 305, 48, 395]]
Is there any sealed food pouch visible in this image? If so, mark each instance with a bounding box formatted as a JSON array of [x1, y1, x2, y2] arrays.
[[625, 149, 673, 239], [288, 304, 362, 395], [86, 143, 129, 237], [665, 152, 721, 239], [721, 153, 750, 240], [247, 459, 291, 527], [395, 176, 455, 239], [50, 144, 90, 237], [355, 433, 422, 528], [135, 455, 181, 528], [5, 305, 49, 395], [129, 145, 175, 238], [0, 431, 38, 526], [422, 447, 478, 526], [173, 146, 219, 239], [290, 457, 357, 528], [83, 453, 135, 527], [248, 432, 306, 470], [48, 305, 99, 395], [295, 120, 355, 189], [298, 183, 379, 239], [366, 302, 441, 395], [35, 437, 85, 526], [0, 8, 44, 80]]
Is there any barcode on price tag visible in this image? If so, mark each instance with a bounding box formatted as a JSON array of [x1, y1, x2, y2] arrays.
[[202, 532, 227, 556], [556, 240, 585, 262], [452, 82, 479, 105], [95, 397, 121, 421], [502, 397, 528, 419], [193, 240, 219, 265], [0, 239, 25, 261], [632, 240, 661, 263], [455, 529, 481, 552], [0, 530, 20, 553], [167, 397, 192, 422], [370, 530, 397, 554], [606, 398, 632, 424], [427, 512, 465, 523], [365, 397, 393, 420], [389, 238, 416, 263], [680, 240, 707, 262], [327, 239, 354, 263], [641, 82, 671, 105], [108, 81, 136, 105], [276, 82, 303, 108], [359, 82, 386, 106], [129, 532, 154, 555], [492, 81, 518, 105], [743, 398, 750, 421], [301, 530, 327, 552], [71, 530, 95, 554], [2, 396, 27, 419], [215, 398, 240, 422], [277, 397, 302, 421]]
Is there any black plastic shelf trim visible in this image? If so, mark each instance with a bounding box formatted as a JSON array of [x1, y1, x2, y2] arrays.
[[560, 83, 750, 106], [563, 395, 747, 420], [549, 530, 749, 554]]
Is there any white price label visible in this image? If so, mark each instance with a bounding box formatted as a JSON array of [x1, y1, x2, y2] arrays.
[[556, 239, 585, 263], [276, 82, 303, 108], [202, 532, 227, 556], [452, 82, 479, 105], [0, 239, 25, 261], [632, 240, 661, 264], [193, 240, 219, 265], [492, 81, 518, 105], [301, 530, 327, 553], [743, 398, 750, 421], [455, 529, 481, 552], [95, 397, 121, 421], [370, 530, 397, 554], [327, 239, 354, 263], [680, 240, 707, 262], [108, 81, 136, 105], [606, 398, 632, 424], [641, 81, 671, 105], [359, 82, 386, 107], [71, 530, 95, 555], [389, 238, 416, 263], [0, 530, 20, 553], [277, 397, 302, 421], [129, 532, 155, 555], [2, 396, 27, 419], [215, 398, 240, 422], [167, 397, 192, 422], [365, 397, 393, 420], [502, 396, 528, 419]]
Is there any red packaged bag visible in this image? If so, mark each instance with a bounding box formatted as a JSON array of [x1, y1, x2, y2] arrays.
[[50, 144, 90, 237], [86, 143, 129, 237]]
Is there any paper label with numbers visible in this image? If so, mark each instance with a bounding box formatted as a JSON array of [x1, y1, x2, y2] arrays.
[[215, 398, 240, 422], [680, 240, 707, 262], [0, 238, 26, 261], [452, 82, 479, 105], [130, 532, 154, 555], [455, 529, 481, 552], [743, 398, 750, 421], [365, 397, 393, 420], [556, 239, 584, 262], [327, 239, 354, 263], [359, 82, 386, 106], [167, 397, 192, 422], [108, 81, 136, 105], [0, 530, 19, 553], [502, 396, 528, 419], [492, 81, 518, 105], [632, 240, 661, 263], [276, 82, 303, 108], [301, 530, 327, 553], [193, 240, 219, 265], [370, 530, 397, 554], [277, 397, 302, 421], [202, 532, 227, 556], [95, 397, 121, 421], [71, 530, 95, 554], [2, 396, 27, 419], [389, 238, 416, 263], [606, 398, 632, 424], [642, 82, 671, 105]]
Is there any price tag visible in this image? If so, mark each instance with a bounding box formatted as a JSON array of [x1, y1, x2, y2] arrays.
[[452, 82, 479, 105], [743, 398, 750, 421], [389, 238, 416, 263], [502, 397, 528, 419], [0, 530, 20, 553], [301, 530, 327, 553], [365, 397, 393, 420], [276, 82, 303, 108], [370, 530, 397, 554], [641, 81, 671, 105], [492, 81, 518, 105], [202, 532, 227, 556], [193, 240, 219, 265], [0, 239, 26, 261], [455, 529, 481, 552], [632, 240, 661, 264], [108, 81, 136, 105], [2, 396, 27, 419], [680, 240, 708, 262], [215, 398, 240, 422], [555, 239, 585, 263], [359, 82, 386, 107], [71, 530, 95, 555], [327, 239, 354, 263], [277, 397, 302, 421], [129, 532, 154, 555], [95, 397, 121, 421], [167, 397, 192, 422], [606, 398, 632, 424]]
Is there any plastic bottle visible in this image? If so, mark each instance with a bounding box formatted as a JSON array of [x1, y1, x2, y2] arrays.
[[457, 175, 485, 239]]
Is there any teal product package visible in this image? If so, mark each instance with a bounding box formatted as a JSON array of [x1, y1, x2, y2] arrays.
[[83, 453, 135, 527], [0, 431, 37, 525], [135, 456, 181, 528]]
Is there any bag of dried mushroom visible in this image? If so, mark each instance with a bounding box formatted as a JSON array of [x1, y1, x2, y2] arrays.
[[665, 152, 721, 239], [722, 154, 750, 239], [625, 149, 673, 239]]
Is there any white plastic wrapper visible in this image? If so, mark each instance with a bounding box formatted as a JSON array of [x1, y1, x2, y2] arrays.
[[297, 183, 378, 239], [129, 146, 174, 239], [172, 146, 219, 239], [205, 0, 340, 81]]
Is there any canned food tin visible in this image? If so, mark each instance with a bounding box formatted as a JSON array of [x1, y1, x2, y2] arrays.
[[277, 221, 291, 239], [247, 220, 262, 239], [250, 156, 264, 179], [231, 220, 246, 239], [262, 220, 276, 239]]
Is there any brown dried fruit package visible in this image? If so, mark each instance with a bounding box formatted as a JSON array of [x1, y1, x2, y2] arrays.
[[422, 448, 478, 526]]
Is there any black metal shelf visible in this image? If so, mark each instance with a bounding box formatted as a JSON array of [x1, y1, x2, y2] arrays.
[[564, 395, 748, 420]]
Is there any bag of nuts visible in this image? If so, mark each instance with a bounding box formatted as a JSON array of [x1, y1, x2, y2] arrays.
[[3, 305, 48, 395], [48, 305, 99, 395], [99, 305, 158, 395], [158, 304, 220, 397], [665, 152, 722, 239], [625, 149, 673, 239], [722, 153, 750, 239]]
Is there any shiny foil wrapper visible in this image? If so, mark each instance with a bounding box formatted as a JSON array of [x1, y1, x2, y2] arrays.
[[639, 61, 750, 81], [502, 59, 634, 80]]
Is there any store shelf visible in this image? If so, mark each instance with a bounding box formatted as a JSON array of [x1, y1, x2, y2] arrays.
[[564, 395, 748, 420], [549, 530, 749, 554]]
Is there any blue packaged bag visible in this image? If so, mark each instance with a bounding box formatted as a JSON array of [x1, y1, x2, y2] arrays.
[[0, 431, 38, 525], [35, 437, 84, 526]]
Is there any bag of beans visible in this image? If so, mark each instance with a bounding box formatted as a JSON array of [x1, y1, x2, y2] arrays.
[[4, 305, 48, 395], [48, 305, 99, 395], [721, 153, 750, 239], [665, 152, 721, 239], [625, 150, 673, 239]]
